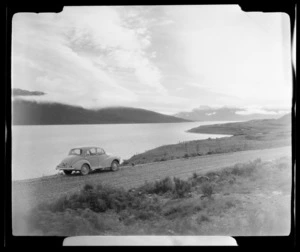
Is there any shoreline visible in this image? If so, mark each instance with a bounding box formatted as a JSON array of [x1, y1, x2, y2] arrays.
[[9, 144, 261, 183], [12, 116, 291, 182], [11, 120, 243, 127], [12, 132, 231, 183], [13, 142, 291, 184], [125, 116, 291, 165], [11, 121, 235, 182], [12, 146, 291, 202]]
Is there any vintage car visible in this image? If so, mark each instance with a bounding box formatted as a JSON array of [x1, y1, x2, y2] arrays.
[[56, 146, 121, 175]]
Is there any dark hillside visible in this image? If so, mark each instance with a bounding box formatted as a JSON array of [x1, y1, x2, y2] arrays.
[[12, 99, 191, 125]]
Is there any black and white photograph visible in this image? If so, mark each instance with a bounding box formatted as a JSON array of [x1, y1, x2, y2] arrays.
[[10, 4, 293, 242]]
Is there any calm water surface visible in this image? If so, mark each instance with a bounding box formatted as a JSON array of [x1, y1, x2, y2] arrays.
[[12, 122, 232, 181]]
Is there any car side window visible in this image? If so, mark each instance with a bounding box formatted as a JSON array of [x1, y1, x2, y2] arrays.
[[89, 148, 97, 156], [86, 150, 91, 156], [69, 149, 81, 155], [97, 148, 105, 155]]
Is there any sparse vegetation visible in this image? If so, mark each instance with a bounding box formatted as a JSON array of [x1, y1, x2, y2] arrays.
[[197, 214, 210, 223], [139, 177, 174, 195], [192, 172, 199, 179], [138, 176, 192, 198], [125, 116, 290, 165], [200, 182, 214, 198], [26, 156, 291, 236], [173, 177, 192, 198]]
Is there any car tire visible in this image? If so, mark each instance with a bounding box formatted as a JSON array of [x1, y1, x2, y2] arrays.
[[63, 170, 73, 175], [81, 164, 90, 175], [111, 160, 119, 172]]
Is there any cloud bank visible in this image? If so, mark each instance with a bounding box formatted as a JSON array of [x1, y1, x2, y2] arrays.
[[12, 6, 292, 114]]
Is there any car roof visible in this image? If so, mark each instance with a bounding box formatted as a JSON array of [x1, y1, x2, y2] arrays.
[[71, 147, 102, 150]]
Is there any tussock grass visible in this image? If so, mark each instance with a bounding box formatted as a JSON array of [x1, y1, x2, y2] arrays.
[[197, 214, 210, 224], [28, 208, 122, 236], [173, 177, 192, 198], [162, 200, 202, 219], [200, 182, 214, 198], [28, 156, 290, 236], [139, 176, 192, 198]]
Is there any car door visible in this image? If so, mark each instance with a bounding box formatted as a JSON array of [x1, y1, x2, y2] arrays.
[[97, 148, 110, 168], [86, 148, 99, 169]]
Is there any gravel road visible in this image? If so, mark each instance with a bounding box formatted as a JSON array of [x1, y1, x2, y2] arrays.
[[12, 146, 291, 211]]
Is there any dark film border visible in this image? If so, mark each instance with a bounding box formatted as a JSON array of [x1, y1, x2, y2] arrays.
[[4, 1, 297, 248]]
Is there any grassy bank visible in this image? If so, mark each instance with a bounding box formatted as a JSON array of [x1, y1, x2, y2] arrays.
[[25, 156, 291, 236], [124, 115, 291, 165]]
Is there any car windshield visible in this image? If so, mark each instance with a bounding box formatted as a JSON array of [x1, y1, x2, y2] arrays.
[[69, 148, 82, 156]]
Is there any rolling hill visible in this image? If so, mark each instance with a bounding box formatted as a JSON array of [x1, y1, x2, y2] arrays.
[[12, 99, 191, 125], [187, 113, 291, 136], [174, 106, 288, 122]]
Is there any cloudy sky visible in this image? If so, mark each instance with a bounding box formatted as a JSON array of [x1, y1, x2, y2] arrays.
[[12, 5, 292, 115]]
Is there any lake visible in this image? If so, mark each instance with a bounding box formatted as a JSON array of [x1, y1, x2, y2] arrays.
[[12, 121, 232, 181]]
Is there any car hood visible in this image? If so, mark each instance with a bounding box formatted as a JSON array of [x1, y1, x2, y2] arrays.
[[59, 155, 82, 166]]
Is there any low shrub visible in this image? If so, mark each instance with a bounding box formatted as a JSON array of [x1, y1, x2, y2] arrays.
[[28, 208, 121, 236], [139, 176, 192, 198], [163, 201, 202, 219], [231, 164, 243, 176], [29, 157, 272, 235], [192, 172, 199, 179], [37, 183, 136, 214], [230, 159, 261, 177], [83, 184, 94, 191], [274, 157, 290, 170], [225, 201, 235, 208], [205, 171, 218, 180], [173, 177, 192, 198], [189, 175, 210, 187], [200, 182, 214, 197], [132, 209, 160, 221], [197, 214, 210, 224], [139, 177, 174, 195]]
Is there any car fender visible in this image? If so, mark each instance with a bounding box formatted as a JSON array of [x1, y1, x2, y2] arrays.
[[98, 155, 119, 168], [73, 159, 92, 170], [108, 157, 120, 167]]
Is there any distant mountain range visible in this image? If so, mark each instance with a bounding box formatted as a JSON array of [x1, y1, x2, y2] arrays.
[[12, 99, 190, 125], [11, 88, 290, 125], [174, 106, 289, 121]]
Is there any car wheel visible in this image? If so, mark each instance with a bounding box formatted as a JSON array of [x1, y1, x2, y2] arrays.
[[63, 170, 73, 175], [111, 161, 119, 172], [81, 164, 90, 175]]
